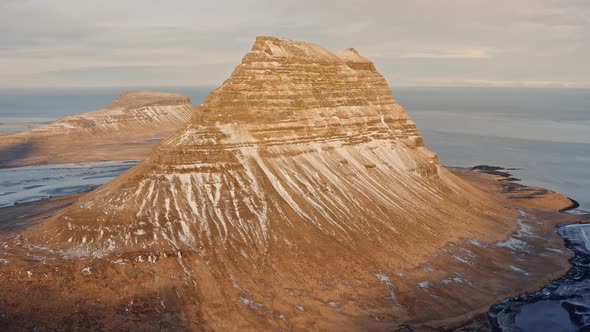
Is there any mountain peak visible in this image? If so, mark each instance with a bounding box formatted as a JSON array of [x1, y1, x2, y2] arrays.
[[26, 37, 508, 261], [249, 36, 372, 65], [4, 37, 530, 330]]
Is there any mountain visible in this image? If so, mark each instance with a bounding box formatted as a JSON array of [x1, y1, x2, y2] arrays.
[[30, 37, 514, 253], [0, 91, 193, 167], [0, 37, 580, 331]]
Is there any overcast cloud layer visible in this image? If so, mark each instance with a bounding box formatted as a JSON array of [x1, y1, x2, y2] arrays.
[[1, 0, 588, 88]]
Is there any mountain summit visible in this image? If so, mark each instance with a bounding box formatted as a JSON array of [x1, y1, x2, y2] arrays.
[[3, 37, 552, 331], [31, 36, 511, 256]]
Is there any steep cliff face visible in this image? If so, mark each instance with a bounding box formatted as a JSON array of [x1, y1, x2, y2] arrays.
[[31, 37, 512, 256], [0, 91, 193, 166], [1, 37, 553, 331]]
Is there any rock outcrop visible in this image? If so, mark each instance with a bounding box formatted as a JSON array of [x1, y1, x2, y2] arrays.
[[0, 91, 193, 167], [0, 37, 579, 331]]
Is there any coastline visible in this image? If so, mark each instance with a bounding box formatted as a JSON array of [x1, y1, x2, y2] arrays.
[[434, 167, 588, 331], [453, 220, 589, 332]]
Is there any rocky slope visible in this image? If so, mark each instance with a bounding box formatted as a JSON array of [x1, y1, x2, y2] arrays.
[[0, 37, 581, 331], [0, 91, 193, 167], [29, 37, 515, 255]]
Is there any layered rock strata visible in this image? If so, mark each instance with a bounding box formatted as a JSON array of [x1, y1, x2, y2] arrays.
[[0, 37, 579, 331], [31, 37, 514, 254], [0, 91, 193, 167]]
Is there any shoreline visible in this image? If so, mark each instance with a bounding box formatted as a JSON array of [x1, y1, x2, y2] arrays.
[[488, 221, 590, 331], [559, 197, 580, 212], [435, 166, 589, 331]]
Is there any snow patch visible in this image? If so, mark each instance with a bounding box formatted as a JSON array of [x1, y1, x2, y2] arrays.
[[375, 273, 398, 303], [240, 297, 263, 309]]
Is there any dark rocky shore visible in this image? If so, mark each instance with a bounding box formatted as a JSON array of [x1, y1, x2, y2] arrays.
[[448, 166, 590, 332]]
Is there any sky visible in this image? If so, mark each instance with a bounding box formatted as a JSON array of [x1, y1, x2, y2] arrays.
[[1, 0, 589, 88]]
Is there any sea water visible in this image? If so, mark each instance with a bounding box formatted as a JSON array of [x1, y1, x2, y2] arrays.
[[393, 87, 590, 212]]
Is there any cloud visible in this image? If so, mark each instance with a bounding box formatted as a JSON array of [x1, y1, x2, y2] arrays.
[[395, 78, 590, 88], [399, 47, 496, 59], [521, 7, 589, 27], [0, 0, 588, 87], [460, 79, 590, 88]]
